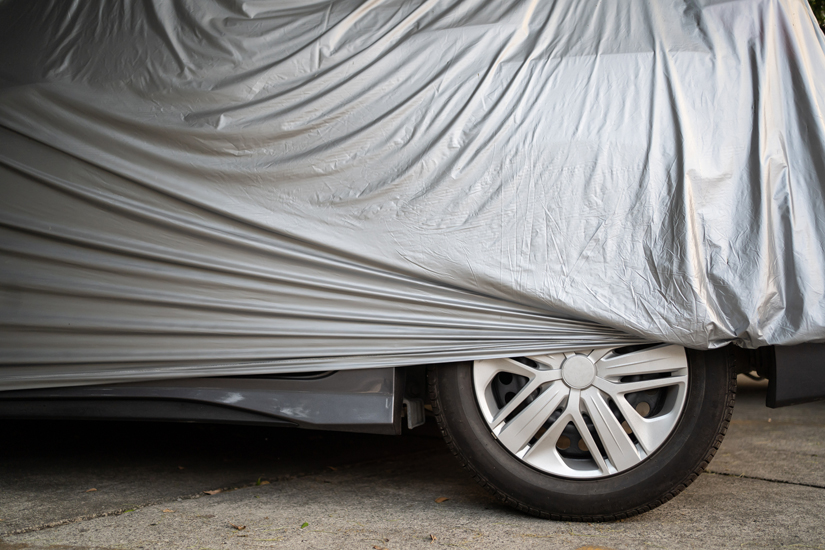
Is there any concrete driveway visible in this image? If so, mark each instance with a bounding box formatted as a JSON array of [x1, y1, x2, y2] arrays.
[[1, 376, 823, 550]]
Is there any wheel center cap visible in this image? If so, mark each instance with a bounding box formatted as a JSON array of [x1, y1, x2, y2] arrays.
[[561, 354, 596, 389]]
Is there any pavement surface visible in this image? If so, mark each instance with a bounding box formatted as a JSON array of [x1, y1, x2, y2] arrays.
[[0, 376, 823, 550]]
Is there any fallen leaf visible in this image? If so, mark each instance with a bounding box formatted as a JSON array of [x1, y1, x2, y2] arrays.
[[85, 488, 97, 493], [434, 497, 449, 503], [203, 489, 222, 495], [430, 534, 437, 543], [230, 523, 246, 531], [162, 509, 174, 513], [300, 522, 309, 529], [327, 466, 338, 471], [177, 466, 185, 470], [259, 480, 270, 485], [373, 547, 388, 550]]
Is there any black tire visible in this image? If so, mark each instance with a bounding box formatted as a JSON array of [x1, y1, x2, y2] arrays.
[[427, 347, 737, 521]]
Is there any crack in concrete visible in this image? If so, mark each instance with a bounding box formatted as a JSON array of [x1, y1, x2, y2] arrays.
[[706, 470, 825, 489], [1, 494, 200, 538]]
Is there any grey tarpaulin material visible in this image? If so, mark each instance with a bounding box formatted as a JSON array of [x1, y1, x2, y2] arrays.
[[1, 0, 824, 391]]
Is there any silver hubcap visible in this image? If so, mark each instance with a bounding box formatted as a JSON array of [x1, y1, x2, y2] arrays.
[[473, 345, 689, 478]]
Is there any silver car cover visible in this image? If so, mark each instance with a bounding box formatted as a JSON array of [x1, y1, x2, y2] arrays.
[[1, 0, 824, 390]]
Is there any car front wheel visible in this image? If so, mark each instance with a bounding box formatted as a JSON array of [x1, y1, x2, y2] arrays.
[[428, 344, 736, 520]]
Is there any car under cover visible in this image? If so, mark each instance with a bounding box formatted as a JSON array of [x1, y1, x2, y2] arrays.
[[0, 0, 824, 390]]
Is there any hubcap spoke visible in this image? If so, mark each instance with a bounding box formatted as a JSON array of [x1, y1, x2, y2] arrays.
[[621, 402, 682, 453], [490, 377, 543, 429], [473, 357, 539, 423], [527, 353, 565, 370], [593, 376, 689, 453], [595, 345, 687, 379], [581, 387, 641, 471], [588, 347, 613, 363], [593, 375, 687, 398], [497, 382, 567, 453], [522, 407, 574, 462], [474, 357, 538, 391], [569, 401, 610, 474]]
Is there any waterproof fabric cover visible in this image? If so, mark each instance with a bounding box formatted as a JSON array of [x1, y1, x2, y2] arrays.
[[1, 0, 824, 390]]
